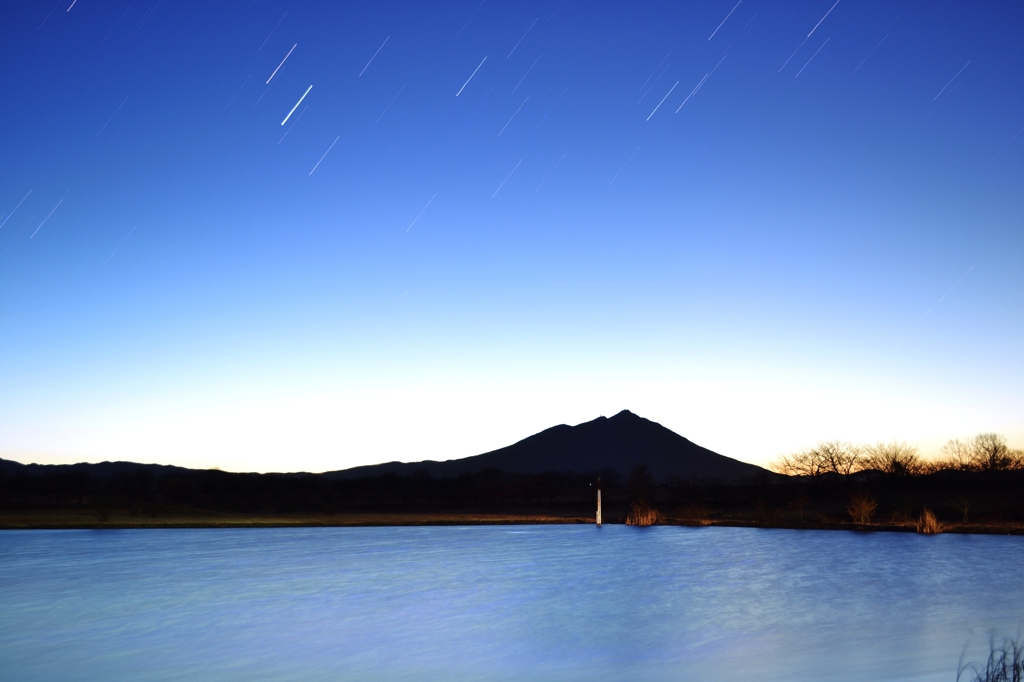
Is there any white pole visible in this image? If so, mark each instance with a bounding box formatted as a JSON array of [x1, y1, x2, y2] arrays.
[[597, 489, 602, 526]]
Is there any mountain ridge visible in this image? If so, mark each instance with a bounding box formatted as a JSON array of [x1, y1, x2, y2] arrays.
[[0, 410, 768, 483]]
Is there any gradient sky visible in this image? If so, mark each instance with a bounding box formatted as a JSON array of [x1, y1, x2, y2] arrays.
[[1, 0, 1022, 472]]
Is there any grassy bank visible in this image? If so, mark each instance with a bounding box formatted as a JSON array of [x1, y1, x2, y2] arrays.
[[0, 508, 591, 530], [3, 458, 1022, 533], [3, 507, 1023, 533]]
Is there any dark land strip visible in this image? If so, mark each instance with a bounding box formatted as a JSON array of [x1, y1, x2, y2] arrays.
[[4, 411, 1021, 533], [3, 465, 1022, 534]]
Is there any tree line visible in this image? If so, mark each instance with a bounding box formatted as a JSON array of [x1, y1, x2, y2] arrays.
[[763, 433, 1023, 531], [771, 433, 1024, 481]]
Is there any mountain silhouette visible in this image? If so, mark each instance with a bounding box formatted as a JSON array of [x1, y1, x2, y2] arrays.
[[329, 410, 767, 482], [0, 410, 767, 483]]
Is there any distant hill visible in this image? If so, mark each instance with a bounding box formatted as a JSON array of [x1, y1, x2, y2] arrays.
[[0, 458, 192, 478], [328, 410, 767, 483]]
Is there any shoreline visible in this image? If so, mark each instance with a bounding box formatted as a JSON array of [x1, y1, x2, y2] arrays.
[[2, 510, 1023, 534]]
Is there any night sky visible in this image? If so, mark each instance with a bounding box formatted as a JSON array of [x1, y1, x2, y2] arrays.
[[2, 1, 1022, 472]]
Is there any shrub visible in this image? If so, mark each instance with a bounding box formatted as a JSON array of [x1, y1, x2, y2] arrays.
[[847, 492, 877, 524]]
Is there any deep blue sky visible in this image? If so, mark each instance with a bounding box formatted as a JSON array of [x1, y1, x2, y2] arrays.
[[2, 0, 1022, 471]]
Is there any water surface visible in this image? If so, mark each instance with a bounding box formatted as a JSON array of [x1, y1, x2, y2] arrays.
[[2, 526, 1022, 681]]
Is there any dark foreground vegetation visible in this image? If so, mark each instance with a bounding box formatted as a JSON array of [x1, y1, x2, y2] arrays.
[[959, 636, 1024, 682], [2, 437, 1022, 533]]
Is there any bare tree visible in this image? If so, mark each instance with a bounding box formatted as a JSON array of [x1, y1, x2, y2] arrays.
[[771, 448, 828, 484], [818, 440, 864, 478], [970, 433, 1015, 471], [847, 491, 877, 524], [864, 441, 922, 476], [939, 434, 1023, 472], [773, 441, 864, 481], [939, 438, 975, 471]]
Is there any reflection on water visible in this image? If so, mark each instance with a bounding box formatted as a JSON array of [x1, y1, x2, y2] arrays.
[[1, 526, 1022, 681]]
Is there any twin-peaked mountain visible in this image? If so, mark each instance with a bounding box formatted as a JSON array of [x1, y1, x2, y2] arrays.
[[328, 410, 766, 482]]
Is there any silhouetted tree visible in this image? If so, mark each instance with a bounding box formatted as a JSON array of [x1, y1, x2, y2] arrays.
[[818, 441, 863, 479], [772, 441, 862, 482], [939, 434, 1024, 472], [971, 434, 1017, 472], [772, 448, 828, 483], [940, 438, 976, 471], [864, 441, 922, 476]]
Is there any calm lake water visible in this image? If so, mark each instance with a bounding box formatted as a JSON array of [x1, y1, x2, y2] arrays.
[[1, 525, 1022, 681]]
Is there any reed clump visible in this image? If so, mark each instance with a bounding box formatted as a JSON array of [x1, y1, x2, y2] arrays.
[[626, 502, 661, 526], [626, 465, 660, 526], [957, 636, 1024, 682], [916, 507, 942, 534]]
